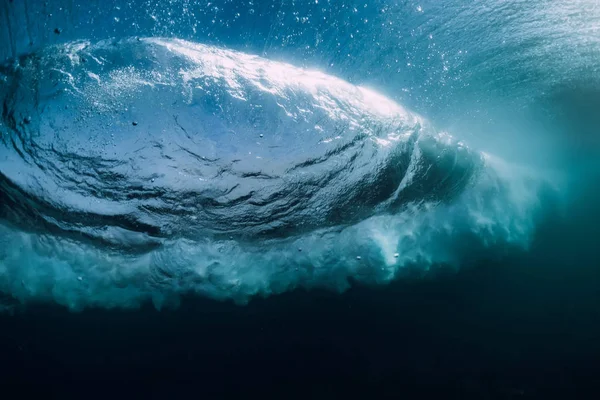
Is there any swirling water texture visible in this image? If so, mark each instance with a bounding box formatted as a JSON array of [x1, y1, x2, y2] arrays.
[[1, 0, 597, 310]]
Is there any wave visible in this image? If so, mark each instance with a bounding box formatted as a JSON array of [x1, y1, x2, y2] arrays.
[[0, 38, 551, 310]]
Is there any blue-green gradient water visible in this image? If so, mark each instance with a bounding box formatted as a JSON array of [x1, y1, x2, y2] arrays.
[[2, 1, 600, 397], [0, 0, 598, 312]]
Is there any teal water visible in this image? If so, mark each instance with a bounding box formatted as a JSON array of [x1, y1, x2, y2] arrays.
[[2, 0, 597, 311], [1, 1, 600, 397]]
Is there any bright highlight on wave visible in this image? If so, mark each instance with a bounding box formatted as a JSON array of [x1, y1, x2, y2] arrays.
[[0, 38, 550, 311]]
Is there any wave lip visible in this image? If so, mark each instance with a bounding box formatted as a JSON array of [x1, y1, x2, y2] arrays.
[[0, 38, 546, 310]]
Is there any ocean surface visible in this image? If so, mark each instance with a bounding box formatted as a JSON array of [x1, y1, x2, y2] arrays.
[[1, 0, 599, 397]]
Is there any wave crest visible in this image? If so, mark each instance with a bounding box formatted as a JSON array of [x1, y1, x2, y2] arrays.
[[0, 38, 547, 310]]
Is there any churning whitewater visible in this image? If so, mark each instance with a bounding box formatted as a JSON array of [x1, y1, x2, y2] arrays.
[[0, 37, 546, 310]]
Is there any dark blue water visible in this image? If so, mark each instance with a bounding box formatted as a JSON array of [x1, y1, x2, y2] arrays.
[[1, 0, 600, 397]]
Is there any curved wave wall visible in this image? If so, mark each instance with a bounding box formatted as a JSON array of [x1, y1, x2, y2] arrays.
[[0, 0, 597, 311]]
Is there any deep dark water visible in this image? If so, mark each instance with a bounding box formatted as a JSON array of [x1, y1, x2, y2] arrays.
[[1, 188, 599, 399]]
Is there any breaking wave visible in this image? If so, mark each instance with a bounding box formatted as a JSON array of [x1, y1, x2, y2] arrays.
[[0, 37, 551, 310]]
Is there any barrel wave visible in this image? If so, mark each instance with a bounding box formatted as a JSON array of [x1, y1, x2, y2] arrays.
[[0, 36, 551, 310]]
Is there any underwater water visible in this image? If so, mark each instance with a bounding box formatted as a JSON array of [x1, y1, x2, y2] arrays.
[[1, 0, 600, 396]]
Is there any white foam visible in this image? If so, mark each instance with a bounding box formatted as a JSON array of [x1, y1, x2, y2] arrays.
[[0, 157, 548, 311]]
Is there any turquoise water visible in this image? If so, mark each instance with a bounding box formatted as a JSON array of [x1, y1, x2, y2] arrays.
[[0, 1, 598, 311], [2, 1, 600, 397]]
